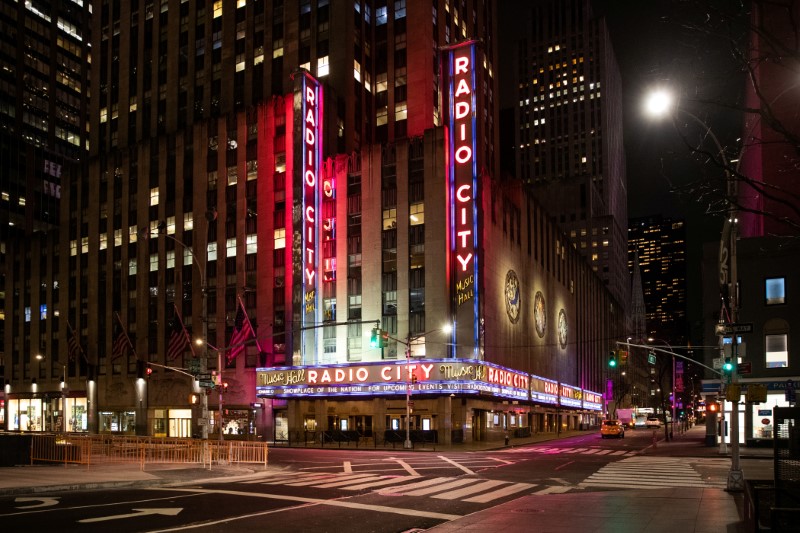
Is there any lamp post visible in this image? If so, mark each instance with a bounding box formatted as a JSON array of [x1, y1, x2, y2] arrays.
[[394, 324, 452, 449], [648, 338, 676, 440], [196, 339, 226, 442], [143, 212, 214, 439], [644, 88, 743, 491]]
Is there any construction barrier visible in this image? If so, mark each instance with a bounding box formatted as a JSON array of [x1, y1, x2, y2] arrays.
[[30, 434, 268, 470], [30, 434, 92, 466]]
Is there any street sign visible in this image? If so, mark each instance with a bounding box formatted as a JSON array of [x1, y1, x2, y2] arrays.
[[195, 373, 212, 381], [713, 357, 722, 370], [648, 353, 656, 365], [199, 380, 215, 389], [715, 323, 754, 335], [187, 359, 202, 374], [737, 362, 752, 375]]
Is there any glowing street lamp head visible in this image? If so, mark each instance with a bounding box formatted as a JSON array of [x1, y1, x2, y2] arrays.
[[644, 89, 674, 118]]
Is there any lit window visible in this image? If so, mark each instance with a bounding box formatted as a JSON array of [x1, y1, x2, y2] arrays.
[[207, 242, 218, 261], [114, 229, 122, 247], [376, 107, 388, 127], [275, 153, 286, 173], [409, 203, 424, 225], [100, 107, 108, 123], [274, 228, 286, 249], [766, 278, 785, 305], [353, 59, 362, 82], [150, 187, 159, 206], [246, 234, 257, 254], [213, 1, 222, 18], [81, 236, 88, 253], [766, 334, 788, 368], [237, 0, 246, 7], [183, 248, 194, 266], [395, 102, 407, 121], [226, 238, 237, 257], [166, 250, 176, 269], [150, 253, 159, 272], [382, 208, 397, 230], [99, 233, 108, 250], [317, 55, 329, 77], [184, 212, 194, 231], [128, 258, 137, 276]]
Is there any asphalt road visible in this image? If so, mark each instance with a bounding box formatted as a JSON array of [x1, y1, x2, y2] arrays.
[[0, 429, 766, 533]]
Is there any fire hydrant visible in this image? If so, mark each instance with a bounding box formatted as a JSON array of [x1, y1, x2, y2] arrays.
[[505, 433, 510, 446]]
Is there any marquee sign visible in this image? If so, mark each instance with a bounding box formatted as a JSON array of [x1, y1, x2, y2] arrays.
[[444, 40, 481, 359], [293, 70, 323, 364], [257, 359, 601, 410]]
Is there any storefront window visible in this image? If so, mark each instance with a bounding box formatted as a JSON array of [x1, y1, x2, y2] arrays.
[[169, 409, 193, 437], [153, 409, 168, 437], [8, 398, 45, 431], [100, 410, 137, 434], [752, 394, 791, 439]]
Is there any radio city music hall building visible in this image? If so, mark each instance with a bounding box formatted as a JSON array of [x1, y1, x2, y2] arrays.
[[254, 42, 621, 444]]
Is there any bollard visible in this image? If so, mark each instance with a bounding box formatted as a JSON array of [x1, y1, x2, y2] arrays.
[[505, 434, 509, 446]]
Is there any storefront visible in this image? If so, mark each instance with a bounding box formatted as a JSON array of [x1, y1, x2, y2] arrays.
[[257, 359, 604, 444], [99, 410, 136, 434], [703, 377, 799, 445], [5, 393, 88, 433]]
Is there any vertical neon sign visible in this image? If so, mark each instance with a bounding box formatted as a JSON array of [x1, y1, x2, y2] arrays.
[[293, 71, 323, 364], [445, 41, 480, 359]]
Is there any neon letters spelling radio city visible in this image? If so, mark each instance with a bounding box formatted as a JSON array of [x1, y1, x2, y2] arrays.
[[451, 49, 476, 284], [302, 76, 321, 314]]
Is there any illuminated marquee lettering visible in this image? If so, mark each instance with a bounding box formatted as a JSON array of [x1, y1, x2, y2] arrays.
[[302, 77, 320, 311]]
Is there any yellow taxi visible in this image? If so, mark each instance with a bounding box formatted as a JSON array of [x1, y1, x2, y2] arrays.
[[600, 419, 625, 439]]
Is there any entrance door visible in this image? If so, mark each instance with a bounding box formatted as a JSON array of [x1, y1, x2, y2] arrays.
[[274, 411, 289, 441]]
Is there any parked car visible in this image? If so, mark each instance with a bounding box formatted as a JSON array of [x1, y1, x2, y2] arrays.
[[645, 416, 662, 429], [600, 419, 625, 439], [633, 415, 648, 429]]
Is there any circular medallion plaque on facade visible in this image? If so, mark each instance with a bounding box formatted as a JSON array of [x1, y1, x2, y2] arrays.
[[558, 309, 568, 349], [534, 291, 546, 338], [505, 270, 521, 324]]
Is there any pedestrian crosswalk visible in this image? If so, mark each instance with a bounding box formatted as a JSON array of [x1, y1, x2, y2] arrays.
[[243, 471, 572, 503], [579, 456, 727, 490], [499, 445, 638, 456]]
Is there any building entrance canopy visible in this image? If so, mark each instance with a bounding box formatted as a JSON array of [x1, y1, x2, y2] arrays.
[[256, 358, 603, 411]]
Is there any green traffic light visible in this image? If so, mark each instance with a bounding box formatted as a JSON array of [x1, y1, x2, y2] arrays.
[[370, 328, 379, 348], [723, 360, 734, 372]]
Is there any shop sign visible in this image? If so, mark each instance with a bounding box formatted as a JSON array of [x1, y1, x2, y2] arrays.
[[529, 375, 558, 405], [559, 383, 582, 408]]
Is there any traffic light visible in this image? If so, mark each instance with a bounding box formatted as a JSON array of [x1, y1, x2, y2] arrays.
[[146, 366, 153, 378], [370, 328, 380, 348], [411, 374, 418, 384], [722, 357, 734, 373], [189, 393, 199, 404], [380, 330, 389, 348], [608, 351, 617, 368]]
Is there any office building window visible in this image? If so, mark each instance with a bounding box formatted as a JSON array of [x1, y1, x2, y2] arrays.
[[766, 277, 785, 305], [766, 334, 788, 368]]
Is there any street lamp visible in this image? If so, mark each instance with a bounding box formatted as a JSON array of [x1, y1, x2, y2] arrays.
[[648, 337, 676, 440], [395, 323, 453, 449], [36, 353, 67, 433], [197, 339, 226, 442], [142, 211, 215, 439], [645, 88, 743, 491]]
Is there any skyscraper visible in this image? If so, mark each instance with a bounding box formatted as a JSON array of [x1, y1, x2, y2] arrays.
[[627, 215, 688, 343], [512, 0, 628, 307], [0, 0, 91, 409]]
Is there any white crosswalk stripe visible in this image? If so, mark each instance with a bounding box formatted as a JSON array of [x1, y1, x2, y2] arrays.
[[243, 471, 574, 503], [579, 456, 727, 490], [498, 445, 638, 456]]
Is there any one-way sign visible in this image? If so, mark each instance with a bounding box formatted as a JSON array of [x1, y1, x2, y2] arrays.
[[715, 323, 754, 335]]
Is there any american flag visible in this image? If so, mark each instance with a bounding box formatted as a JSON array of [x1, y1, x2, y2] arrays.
[[67, 323, 81, 362], [111, 325, 132, 361], [227, 299, 254, 364], [166, 315, 188, 361]]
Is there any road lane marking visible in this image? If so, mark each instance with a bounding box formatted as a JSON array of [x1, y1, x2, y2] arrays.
[[554, 460, 574, 471], [534, 485, 572, 494], [399, 478, 475, 497], [78, 507, 182, 523], [149, 488, 461, 521], [431, 479, 507, 500], [377, 477, 450, 495], [14, 497, 60, 509], [342, 477, 420, 491], [343, 461, 352, 473], [463, 482, 533, 503], [488, 457, 513, 465], [314, 475, 382, 488], [392, 458, 420, 476], [286, 473, 375, 486], [438, 455, 475, 475]]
